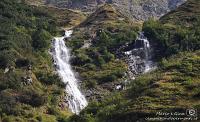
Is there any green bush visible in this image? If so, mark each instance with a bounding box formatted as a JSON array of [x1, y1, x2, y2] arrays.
[[36, 116, 42, 122], [0, 54, 9, 69], [94, 29, 137, 51], [0, 51, 16, 69], [20, 93, 47, 107], [99, 74, 117, 83], [143, 19, 200, 58], [32, 29, 52, 51], [83, 64, 96, 70], [47, 106, 59, 115], [2, 117, 12, 122], [0, 71, 22, 91], [15, 58, 30, 68], [67, 38, 84, 49], [96, 56, 105, 66], [86, 80, 97, 88], [72, 53, 92, 66], [36, 72, 65, 88], [0, 91, 21, 115], [0, 0, 63, 120], [57, 116, 69, 122]]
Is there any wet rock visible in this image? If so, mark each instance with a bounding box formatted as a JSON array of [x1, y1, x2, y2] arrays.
[[123, 32, 155, 79], [27, 64, 32, 70], [21, 76, 33, 85]]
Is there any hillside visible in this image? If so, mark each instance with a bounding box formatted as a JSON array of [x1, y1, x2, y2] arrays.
[[65, 4, 141, 101], [24, 1, 86, 28], [160, 0, 200, 27], [0, 0, 200, 122], [143, 0, 200, 59], [112, 0, 186, 20], [79, 4, 132, 27], [26, 0, 186, 21], [38, 6, 86, 28], [70, 0, 200, 121], [0, 0, 72, 121], [71, 51, 200, 122]]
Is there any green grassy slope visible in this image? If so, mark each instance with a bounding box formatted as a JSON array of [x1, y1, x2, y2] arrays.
[[65, 4, 142, 101], [0, 0, 72, 121], [70, 1, 200, 122], [71, 51, 200, 122], [160, 0, 200, 27], [25, 0, 87, 28], [42, 7, 86, 28]]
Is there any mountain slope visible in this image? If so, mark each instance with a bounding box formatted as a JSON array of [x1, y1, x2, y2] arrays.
[[38, 6, 86, 28], [112, 0, 187, 20], [1, 0, 199, 122], [71, 51, 200, 122], [160, 0, 200, 27], [70, 0, 200, 121], [0, 0, 72, 121], [27, 0, 186, 20], [79, 4, 130, 27], [65, 4, 141, 101]]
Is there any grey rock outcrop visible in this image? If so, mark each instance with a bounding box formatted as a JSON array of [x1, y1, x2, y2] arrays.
[[123, 32, 156, 79], [43, 0, 186, 20]]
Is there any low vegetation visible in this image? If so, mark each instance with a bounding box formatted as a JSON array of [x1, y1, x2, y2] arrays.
[[143, 19, 200, 59], [0, 0, 71, 121], [70, 0, 200, 121], [66, 5, 141, 98], [70, 49, 200, 122], [1, 0, 199, 122]]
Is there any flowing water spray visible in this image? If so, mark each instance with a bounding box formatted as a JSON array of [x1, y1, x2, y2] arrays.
[[51, 30, 88, 114], [125, 32, 156, 79]]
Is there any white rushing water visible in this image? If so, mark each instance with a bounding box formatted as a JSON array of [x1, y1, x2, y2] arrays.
[[140, 33, 154, 73], [125, 32, 156, 79], [51, 30, 88, 114]]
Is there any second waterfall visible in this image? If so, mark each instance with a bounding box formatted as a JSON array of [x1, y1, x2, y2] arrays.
[[124, 32, 156, 79], [51, 30, 88, 114]]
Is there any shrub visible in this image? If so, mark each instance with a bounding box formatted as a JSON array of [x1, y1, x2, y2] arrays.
[[36, 116, 42, 122], [103, 52, 114, 62], [19, 92, 47, 107], [36, 72, 65, 88], [86, 80, 97, 88], [0, 91, 20, 115], [0, 71, 22, 91], [96, 56, 105, 66], [84, 64, 96, 70], [100, 74, 117, 83], [32, 29, 52, 51], [57, 116, 69, 122], [15, 58, 30, 68], [67, 38, 84, 49], [47, 106, 59, 115], [72, 53, 92, 66], [2, 117, 12, 122], [143, 19, 200, 58], [0, 54, 9, 69]]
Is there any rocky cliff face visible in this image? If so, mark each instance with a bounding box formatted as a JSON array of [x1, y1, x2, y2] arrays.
[[113, 0, 187, 20], [44, 0, 186, 20]]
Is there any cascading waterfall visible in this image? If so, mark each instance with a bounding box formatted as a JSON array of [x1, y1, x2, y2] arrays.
[[125, 32, 156, 79], [51, 30, 88, 114]]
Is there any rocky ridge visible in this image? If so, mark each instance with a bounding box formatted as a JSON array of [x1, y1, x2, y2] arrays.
[[43, 0, 186, 20]]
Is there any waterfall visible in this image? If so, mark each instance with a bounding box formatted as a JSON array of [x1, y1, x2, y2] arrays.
[[51, 30, 88, 114], [124, 32, 156, 79]]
